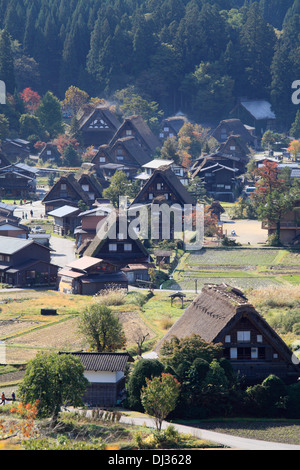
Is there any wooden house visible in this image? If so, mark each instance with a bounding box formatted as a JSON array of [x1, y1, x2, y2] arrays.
[[78, 106, 121, 147], [38, 143, 61, 164], [57, 256, 128, 295], [0, 202, 18, 219], [261, 199, 300, 245], [0, 236, 58, 287], [109, 115, 161, 158], [155, 284, 300, 385], [91, 144, 114, 166], [0, 164, 37, 198], [140, 159, 189, 186], [131, 166, 195, 207], [42, 173, 90, 215], [159, 115, 188, 140], [212, 119, 257, 149], [48, 205, 81, 236], [230, 99, 276, 138], [2, 138, 30, 161], [75, 204, 114, 250], [192, 163, 238, 202], [77, 172, 103, 203], [66, 352, 134, 407], [109, 136, 151, 170], [0, 219, 29, 239], [84, 212, 152, 272], [130, 167, 195, 240], [153, 250, 173, 266]]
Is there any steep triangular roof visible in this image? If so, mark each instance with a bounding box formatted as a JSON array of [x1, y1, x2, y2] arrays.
[[212, 119, 256, 145], [78, 105, 121, 132], [155, 284, 300, 369], [131, 167, 196, 207], [110, 136, 152, 167], [42, 173, 90, 205], [110, 115, 161, 155]]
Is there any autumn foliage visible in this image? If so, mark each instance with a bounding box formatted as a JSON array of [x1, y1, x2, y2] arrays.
[[0, 400, 39, 441], [20, 88, 41, 113]]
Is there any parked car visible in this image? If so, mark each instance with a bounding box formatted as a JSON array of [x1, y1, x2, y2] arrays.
[[31, 225, 46, 234]]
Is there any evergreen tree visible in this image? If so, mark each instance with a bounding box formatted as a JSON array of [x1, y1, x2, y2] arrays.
[[37, 91, 63, 138], [0, 29, 15, 94], [290, 110, 300, 139], [61, 143, 81, 167], [240, 2, 276, 99]]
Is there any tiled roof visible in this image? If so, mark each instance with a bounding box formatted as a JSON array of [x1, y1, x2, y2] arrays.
[[70, 352, 134, 371]]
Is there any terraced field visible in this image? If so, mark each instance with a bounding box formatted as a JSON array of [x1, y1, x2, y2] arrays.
[[162, 248, 300, 291]]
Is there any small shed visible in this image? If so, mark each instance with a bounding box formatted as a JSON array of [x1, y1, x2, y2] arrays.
[[153, 250, 173, 266], [69, 352, 134, 407], [48, 205, 81, 236]]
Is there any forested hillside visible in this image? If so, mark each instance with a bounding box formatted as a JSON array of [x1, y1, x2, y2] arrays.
[[0, 0, 300, 129]]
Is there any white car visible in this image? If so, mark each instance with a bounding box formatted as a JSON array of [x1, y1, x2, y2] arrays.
[[31, 226, 45, 234]]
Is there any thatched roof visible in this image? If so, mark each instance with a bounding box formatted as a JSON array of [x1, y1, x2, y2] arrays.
[[154, 284, 299, 366], [111, 136, 151, 166], [110, 115, 162, 155], [212, 119, 256, 146], [42, 173, 90, 205], [131, 166, 196, 207]]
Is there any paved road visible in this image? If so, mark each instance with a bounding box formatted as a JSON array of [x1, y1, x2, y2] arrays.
[[50, 236, 77, 268], [118, 415, 300, 451]]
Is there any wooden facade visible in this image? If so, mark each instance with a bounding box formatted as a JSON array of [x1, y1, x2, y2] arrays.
[[48, 205, 81, 236], [39, 143, 61, 163], [109, 136, 151, 169], [262, 200, 300, 245], [75, 205, 113, 251], [58, 256, 128, 295], [159, 116, 187, 140], [65, 353, 134, 407], [131, 167, 195, 207], [42, 173, 90, 215], [230, 99, 276, 138], [0, 164, 36, 198], [212, 119, 257, 148], [193, 163, 239, 202], [0, 236, 58, 287], [78, 106, 121, 147], [130, 167, 196, 240], [109, 115, 161, 158], [155, 284, 300, 385]]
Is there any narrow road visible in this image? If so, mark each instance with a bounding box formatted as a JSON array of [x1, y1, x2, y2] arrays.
[[119, 415, 300, 450], [50, 236, 76, 268]]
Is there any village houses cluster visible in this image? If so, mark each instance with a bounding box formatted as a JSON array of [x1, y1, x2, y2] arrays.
[[0, 98, 300, 408]]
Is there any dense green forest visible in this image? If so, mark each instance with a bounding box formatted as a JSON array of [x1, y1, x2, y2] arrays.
[[0, 0, 300, 129]]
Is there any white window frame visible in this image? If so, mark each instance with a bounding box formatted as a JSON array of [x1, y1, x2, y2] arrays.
[[109, 244, 117, 252], [230, 348, 237, 359], [237, 331, 251, 342], [251, 348, 258, 359]]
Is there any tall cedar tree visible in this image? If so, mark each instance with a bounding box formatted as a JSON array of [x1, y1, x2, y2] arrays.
[[0, 29, 15, 93]]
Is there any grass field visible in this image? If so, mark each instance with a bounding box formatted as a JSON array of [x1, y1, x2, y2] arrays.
[[188, 420, 300, 446]]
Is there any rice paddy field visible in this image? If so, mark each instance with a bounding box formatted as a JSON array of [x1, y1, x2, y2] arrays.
[[0, 247, 300, 387], [162, 248, 300, 291]]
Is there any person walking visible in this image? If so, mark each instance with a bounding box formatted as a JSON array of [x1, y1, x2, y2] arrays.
[[1, 392, 5, 405]]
